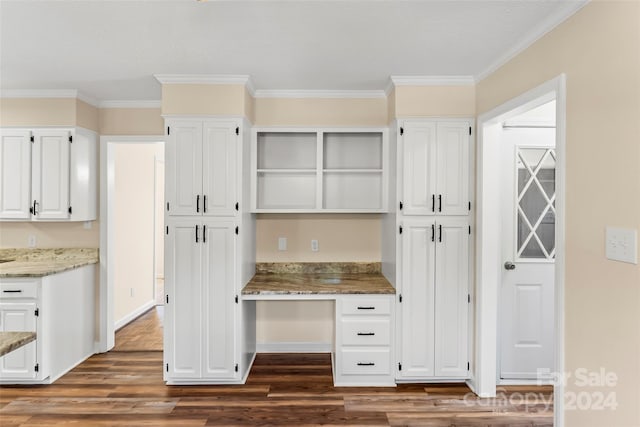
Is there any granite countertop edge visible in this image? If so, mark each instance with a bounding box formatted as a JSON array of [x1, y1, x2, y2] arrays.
[[0, 332, 36, 357], [0, 248, 99, 278]]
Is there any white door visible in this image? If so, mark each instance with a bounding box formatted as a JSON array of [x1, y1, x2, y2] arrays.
[[0, 130, 32, 219], [434, 218, 469, 377], [500, 128, 556, 380], [202, 220, 236, 378], [0, 302, 37, 379], [166, 121, 203, 216], [436, 122, 470, 215], [202, 121, 237, 217], [401, 122, 437, 216], [165, 220, 202, 379], [32, 130, 70, 220], [398, 219, 436, 378]]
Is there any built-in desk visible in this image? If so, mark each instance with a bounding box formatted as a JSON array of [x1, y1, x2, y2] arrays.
[[241, 263, 396, 387]]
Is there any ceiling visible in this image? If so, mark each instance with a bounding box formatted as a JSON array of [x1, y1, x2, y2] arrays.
[[0, 0, 587, 103]]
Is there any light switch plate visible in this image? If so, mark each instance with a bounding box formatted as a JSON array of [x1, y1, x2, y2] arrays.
[[311, 239, 319, 252], [278, 237, 287, 251], [606, 227, 638, 264]]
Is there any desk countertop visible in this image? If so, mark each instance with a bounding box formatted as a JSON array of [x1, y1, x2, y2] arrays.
[[0, 332, 36, 357], [242, 263, 395, 296]]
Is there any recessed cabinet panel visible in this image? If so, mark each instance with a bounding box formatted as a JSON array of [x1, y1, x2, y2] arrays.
[[0, 131, 32, 219], [167, 122, 203, 216], [402, 123, 437, 216], [436, 123, 470, 216], [203, 122, 237, 216], [32, 131, 70, 220]]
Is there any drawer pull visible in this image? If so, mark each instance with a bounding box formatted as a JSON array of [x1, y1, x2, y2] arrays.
[[3, 290, 22, 293], [357, 362, 375, 366], [357, 332, 375, 336], [357, 306, 375, 310]]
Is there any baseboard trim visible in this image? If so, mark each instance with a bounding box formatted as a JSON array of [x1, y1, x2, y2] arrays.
[[114, 300, 156, 331], [256, 342, 332, 353]]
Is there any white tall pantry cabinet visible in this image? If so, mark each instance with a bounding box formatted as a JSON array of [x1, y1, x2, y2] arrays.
[[385, 119, 473, 382], [164, 117, 256, 384]]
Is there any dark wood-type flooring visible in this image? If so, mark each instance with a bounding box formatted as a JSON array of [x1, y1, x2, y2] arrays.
[[0, 307, 554, 426]]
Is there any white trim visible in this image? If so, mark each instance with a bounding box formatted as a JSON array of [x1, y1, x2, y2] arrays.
[[0, 89, 99, 107], [475, 75, 566, 425], [114, 300, 156, 331], [389, 76, 476, 87], [475, 1, 588, 82], [99, 135, 165, 353], [99, 100, 161, 109], [253, 89, 386, 99], [154, 74, 255, 95], [256, 342, 332, 353]]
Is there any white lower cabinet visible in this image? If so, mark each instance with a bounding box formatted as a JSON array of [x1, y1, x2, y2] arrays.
[[164, 219, 240, 382], [334, 295, 395, 386], [398, 217, 470, 380], [0, 265, 96, 384]]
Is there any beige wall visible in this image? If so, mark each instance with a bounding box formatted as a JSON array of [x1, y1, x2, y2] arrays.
[[393, 85, 476, 117], [254, 97, 388, 126], [476, 2, 640, 426], [162, 84, 246, 116], [113, 143, 163, 324], [0, 222, 98, 249], [99, 108, 164, 135], [0, 98, 76, 127], [76, 99, 99, 132], [244, 87, 255, 124]]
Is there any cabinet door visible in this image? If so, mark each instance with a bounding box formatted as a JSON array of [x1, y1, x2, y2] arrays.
[[401, 122, 437, 215], [399, 220, 436, 378], [165, 220, 202, 379], [166, 121, 203, 216], [202, 121, 237, 216], [436, 122, 470, 216], [0, 302, 37, 379], [434, 218, 469, 377], [202, 220, 237, 378], [0, 130, 32, 219], [32, 130, 70, 220]]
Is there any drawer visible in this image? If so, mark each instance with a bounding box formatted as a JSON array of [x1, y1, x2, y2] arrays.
[[0, 281, 38, 299], [340, 297, 391, 315], [341, 318, 390, 346], [340, 348, 390, 375]]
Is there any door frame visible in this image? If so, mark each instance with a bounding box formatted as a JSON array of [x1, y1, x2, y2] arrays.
[[98, 135, 164, 352], [473, 75, 566, 425]]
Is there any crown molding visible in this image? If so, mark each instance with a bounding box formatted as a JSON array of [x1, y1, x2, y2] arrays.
[[154, 74, 254, 94], [0, 89, 99, 107], [253, 89, 387, 99], [475, 0, 589, 82], [389, 76, 476, 87], [99, 100, 162, 109]]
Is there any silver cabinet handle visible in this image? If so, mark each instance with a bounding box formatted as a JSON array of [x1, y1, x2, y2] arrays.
[[504, 261, 516, 270]]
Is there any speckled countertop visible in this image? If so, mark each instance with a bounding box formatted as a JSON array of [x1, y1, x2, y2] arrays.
[[0, 332, 36, 357], [0, 248, 99, 278], [243, 262, 395, 295]]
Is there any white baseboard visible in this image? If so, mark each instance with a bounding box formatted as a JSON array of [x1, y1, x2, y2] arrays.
[[114, 300, 156, 331], [256, 342, 332, 353]]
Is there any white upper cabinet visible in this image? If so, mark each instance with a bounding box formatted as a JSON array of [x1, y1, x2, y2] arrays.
[[166, 119, 238, 217], [32, 130, 70, 220], [400, 120, 470, 216], [0, 130, 32, 219], [0, 128, 97, 222], [252, 128, 388, 213]]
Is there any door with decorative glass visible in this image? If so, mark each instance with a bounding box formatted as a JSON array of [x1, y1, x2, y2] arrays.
[[500, 127, 556, 380]]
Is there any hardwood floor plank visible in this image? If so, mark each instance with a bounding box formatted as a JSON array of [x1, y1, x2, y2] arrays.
[[0, 397, 178, 415]]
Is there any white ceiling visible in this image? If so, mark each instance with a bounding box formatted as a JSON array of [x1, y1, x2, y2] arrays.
[[0, 0, 587, 103]]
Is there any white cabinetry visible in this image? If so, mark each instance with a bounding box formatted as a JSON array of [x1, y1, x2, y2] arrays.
[[165, 119, 238, 217], [0, 128, 97, 221], [398, 218, 469, 379], [400, 121, 470, 216], [165, 220, 237, 380], [164, 116, 255, 385], [334, 295, 395, 386], [252, 129, 387, 213], [0, 265, 96, 384]]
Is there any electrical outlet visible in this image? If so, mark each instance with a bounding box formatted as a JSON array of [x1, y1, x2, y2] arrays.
[[130, 288, 135, 297], [278, 237, 287, 251], [606, 227, 638, 264], [83, 221, 92, 230], [311, 239, 319, 252], [28, 235, 36, 248]]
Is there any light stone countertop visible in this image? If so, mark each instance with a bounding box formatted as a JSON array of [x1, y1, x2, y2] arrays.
[[0, 248, 98, 278], [0, 332, 36, 357], [243, 262, 395, 295]]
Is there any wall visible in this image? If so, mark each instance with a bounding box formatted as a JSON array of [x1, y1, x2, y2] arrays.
[[162, 84, 246, 116], [99, 108, 164, 135], [476, 2, 640, 426], [394, 85, 476, 117], [113, 143, 163, 326]]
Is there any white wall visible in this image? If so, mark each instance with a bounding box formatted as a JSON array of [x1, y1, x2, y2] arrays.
[[113, 143, 164, 327]]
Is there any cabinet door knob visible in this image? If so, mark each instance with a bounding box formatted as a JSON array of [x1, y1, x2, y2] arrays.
[[504, 261, 516, 270]]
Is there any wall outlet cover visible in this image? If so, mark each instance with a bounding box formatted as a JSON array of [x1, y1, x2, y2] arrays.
[[606, 227, 638, 264]]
